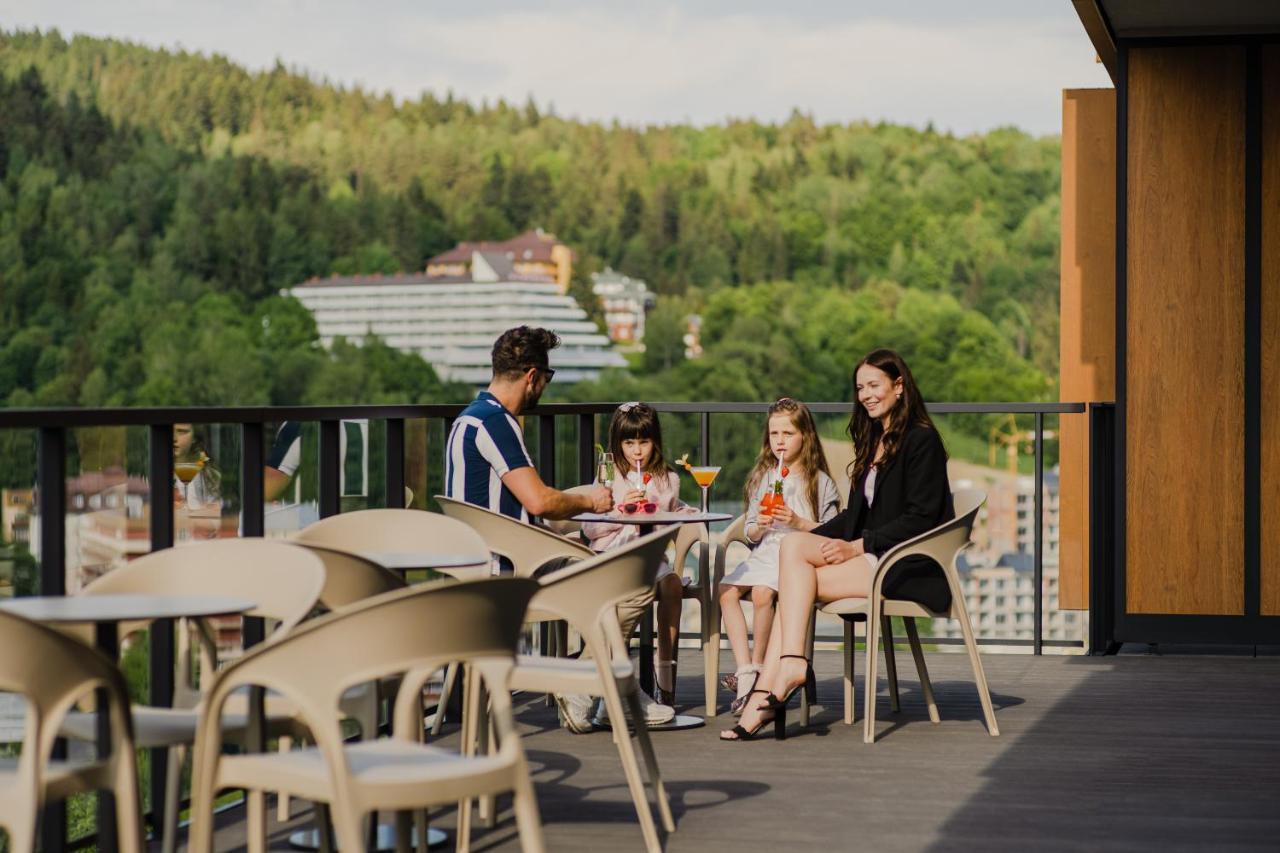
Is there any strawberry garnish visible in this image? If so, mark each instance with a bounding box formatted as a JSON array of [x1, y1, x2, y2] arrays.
[[781, 466, 790, 478], [642, 473, 652, 485]]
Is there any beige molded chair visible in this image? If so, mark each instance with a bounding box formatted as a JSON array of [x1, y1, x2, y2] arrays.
[[434, 495, 593, 729], [820, 489, 998, 743], [709, 514, 751, 710], [0, 610, 144, 853], [187, 577, 544, 853], [296, 508, 495, 737], [295, 508, 493, 581], [508, 528, 680, 853], [303, 544, 408, 612], [671, 522, 726, 715], [446, 492, 727, 716], [276, 544, 409, 822], [433, 495, 594, 576], [57, 539, 326, 853]]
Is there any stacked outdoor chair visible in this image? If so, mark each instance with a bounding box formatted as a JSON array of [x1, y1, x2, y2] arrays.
[[56, 539, 326, 853], [0, 610, 145, 853], [295, 507, 494, 736]]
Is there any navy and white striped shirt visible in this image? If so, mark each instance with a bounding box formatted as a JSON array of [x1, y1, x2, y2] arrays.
[[445, 391, 534, 521]]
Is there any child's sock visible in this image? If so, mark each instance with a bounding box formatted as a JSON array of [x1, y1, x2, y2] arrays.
[[734, 664, 760, 702], [655, 660, 675, 692]]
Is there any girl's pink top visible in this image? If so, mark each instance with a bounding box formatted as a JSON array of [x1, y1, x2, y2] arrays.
[[582, 469, 696, 552]]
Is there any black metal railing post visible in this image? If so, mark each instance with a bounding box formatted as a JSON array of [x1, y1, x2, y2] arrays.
[[385, 418, 405, 508], [538, 415, 556, 490], [319, 420, 341, 518], [699, 412, 710, 466], [147, 424, 176, 844], [1033, 413, 1044, 656], [241, 421, 266, 647], [1089, 404, 1119, 654], [578, 413, 595, 485], [37, 426, 67, 853]]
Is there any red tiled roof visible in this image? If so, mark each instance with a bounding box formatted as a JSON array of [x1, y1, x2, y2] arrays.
[[426, 229, 569, 266]]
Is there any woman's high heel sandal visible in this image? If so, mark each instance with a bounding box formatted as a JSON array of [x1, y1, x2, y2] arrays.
[[729, 665, 761, 716], [720, 690, 775, 742], [764, 654, 817, 741]]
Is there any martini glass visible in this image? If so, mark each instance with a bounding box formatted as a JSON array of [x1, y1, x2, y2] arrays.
[[689, 466, 721, 513], [174, 460, 203, 507]]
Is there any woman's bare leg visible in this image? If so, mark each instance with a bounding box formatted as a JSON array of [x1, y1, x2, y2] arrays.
[[719, 584, 751, 670], [726, 533, 872, 739], [749, 586, 778, 667]]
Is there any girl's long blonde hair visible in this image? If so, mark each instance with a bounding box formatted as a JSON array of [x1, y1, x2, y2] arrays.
[[743, 398, 832, 518]]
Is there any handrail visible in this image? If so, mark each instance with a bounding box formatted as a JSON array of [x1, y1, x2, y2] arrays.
[[0, 400, 1087, 428]]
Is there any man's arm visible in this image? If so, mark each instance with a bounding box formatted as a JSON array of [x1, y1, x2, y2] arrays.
[[263, 466, 292, 501], [502, 467, 610, 519], [264, 421, 302, 501]]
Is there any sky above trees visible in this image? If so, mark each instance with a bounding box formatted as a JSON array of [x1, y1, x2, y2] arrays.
[[0, 1, 1111, 135]]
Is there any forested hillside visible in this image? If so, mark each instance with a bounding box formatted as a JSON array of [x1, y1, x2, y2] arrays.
[[0, 28, 1060, 414]]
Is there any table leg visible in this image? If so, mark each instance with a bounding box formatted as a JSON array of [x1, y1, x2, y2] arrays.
[[94, 621, 119, 853], [637, 523, 656, 697], [639, 608, 655, 697]]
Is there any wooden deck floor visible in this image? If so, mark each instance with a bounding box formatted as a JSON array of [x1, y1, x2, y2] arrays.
[[192, 649, 1280, 852]]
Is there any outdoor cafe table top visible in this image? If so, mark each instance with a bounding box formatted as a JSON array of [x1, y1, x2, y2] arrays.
[[0, 593, 255, 624], [571, 510, 732, 526]]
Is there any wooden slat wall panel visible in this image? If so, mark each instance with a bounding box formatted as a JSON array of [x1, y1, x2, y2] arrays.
[[1262, 46, 1280, 617], [1126, 46, 1246, 615], [1059, 88, 1116, 611]]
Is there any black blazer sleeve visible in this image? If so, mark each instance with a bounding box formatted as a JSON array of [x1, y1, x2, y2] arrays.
[[811, 503, 852, 540], [861, 427, 949, 555]]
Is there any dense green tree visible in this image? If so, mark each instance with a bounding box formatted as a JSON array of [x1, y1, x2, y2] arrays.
[[0, 31, 1064, 495]]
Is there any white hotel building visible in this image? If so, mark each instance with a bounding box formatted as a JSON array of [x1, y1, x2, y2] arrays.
[[289, 249, 626, 385]]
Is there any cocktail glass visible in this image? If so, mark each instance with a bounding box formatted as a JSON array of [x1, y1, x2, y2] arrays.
[[174, 460, 203, 507], [689, 466, 721, 513]]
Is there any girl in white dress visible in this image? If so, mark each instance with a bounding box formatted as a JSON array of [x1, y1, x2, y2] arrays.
[[719, 399, 840, 714]]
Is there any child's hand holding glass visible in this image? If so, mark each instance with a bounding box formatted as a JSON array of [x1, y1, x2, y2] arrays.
[[769, 502, 799, 529]]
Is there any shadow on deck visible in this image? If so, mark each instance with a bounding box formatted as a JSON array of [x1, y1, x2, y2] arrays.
[[191, 649, 1280, 852]]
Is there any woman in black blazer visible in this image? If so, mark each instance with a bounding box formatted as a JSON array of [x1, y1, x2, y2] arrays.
[[724, 348, 953, 741]]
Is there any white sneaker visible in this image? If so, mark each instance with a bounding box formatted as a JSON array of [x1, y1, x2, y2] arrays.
[[594, 691, 676, 727], [555, 693, 596, 734]]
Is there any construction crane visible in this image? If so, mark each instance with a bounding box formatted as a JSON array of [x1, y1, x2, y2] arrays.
[[988, 414, 1057, 473]]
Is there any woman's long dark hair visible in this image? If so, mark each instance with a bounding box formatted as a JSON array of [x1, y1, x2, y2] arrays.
[[847, 349, 943, 485]]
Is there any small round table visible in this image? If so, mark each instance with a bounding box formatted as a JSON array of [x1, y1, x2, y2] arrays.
[[0, 593, 255, 853], [571, 511, 732, 731]]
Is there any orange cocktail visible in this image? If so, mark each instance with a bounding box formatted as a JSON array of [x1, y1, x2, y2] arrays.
[[174, 455, 206, 508], [174, 461, 203, 484], [690, 467, 719, 488], [688, 466, 720, 512]]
